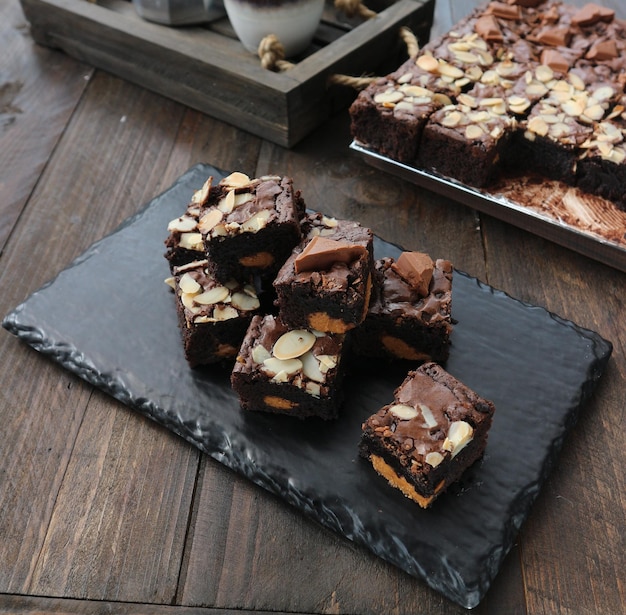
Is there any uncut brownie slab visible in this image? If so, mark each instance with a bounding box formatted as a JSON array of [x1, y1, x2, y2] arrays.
[[231, 314, 348, 420], [359, 362, 495, 509], [351, 252, 454, 364], [168, 259, 261, 367], [198, 172, 304, 283], [273, 214, 374, 334]]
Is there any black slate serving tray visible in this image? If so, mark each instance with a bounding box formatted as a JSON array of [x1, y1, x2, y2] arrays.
[[2, 164, 612, 609]]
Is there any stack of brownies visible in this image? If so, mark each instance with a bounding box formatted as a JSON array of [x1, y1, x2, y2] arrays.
[[164, 172, 495, 507], [349, 0, 626, 209]]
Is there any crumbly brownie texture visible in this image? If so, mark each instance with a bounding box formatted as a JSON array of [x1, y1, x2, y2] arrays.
[[351, 253, 453, 363], [197, 172, 304, 282], [359, 362, 495, 509], [168, 259, 261, 367], [273, 214, 374, 334], [231, 314, 348, 420], [349, 0, 626, 209]]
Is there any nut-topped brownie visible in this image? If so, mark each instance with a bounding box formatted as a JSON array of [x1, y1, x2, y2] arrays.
[[273, 215, 374, 334], [168, 259, 261, 367], [359, 362, 495, 509], [231, 314, 348, 420], [164, 176, 212, 270], [351, 252, 454, 364], [197, 172, 304, 283], [417, 92, 516, 187]]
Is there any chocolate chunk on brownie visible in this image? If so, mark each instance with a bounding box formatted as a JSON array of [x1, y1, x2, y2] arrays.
[[198, 172, 304, 283], [351, 252, 454, 363], [359, 362, 495, 509], [169, 259, 261, 367], [231, 314, 348, 420], [273, 215, 374, 334]]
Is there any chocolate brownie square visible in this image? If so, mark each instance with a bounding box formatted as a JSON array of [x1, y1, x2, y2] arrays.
[[231, 314, 348, 420], [273, 215, 374, 334], [351, 252, 454, 363], [512, 98, 594, 184], [417, 93, 515, 187], [169, 259, 261, 367], [359, 362, 495, 509], [198, 172, 304, 283]]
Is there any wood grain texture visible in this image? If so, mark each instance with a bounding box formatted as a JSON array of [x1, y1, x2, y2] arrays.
[[1, 0, 624, 613], [0, 0, 89, 254]]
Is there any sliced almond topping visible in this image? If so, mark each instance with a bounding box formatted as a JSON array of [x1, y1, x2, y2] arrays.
[[416, 54, 439, 73], [453, 50, 479, 64], [425, 452, 444, 467], [389, 404, 419, 420], [301, 351, 325, 382], [230, 291, 260, 311], [251, 344, 271, 364], [583, 103, 605, 122], [527, 116, 550, 137], [262, 357, 303, 377], [198, 208, 224, 234], [194, 286, 230, 305], [593, 85, 615, 102], [178, 232, 203, 250], [374, 89, 404, 105], [191, 177, 213, 205], [179, 272, 201, 294], [438, 62, 465, 79], [168, 215, 197, 232], [441, 110, 463, 127], [535, 64, 555, 83], [442, 421, 474, 457], [305, 381, 322, 398], [213, 305, 238, 321], [220, 172, 250, 188], [568, 72, 586, 91], [561, 99, 585, 117], [418, 403, 438, 428], [242, 209, 271, 232], [273, 329, 316, 360], [465, 124, 485, 140]]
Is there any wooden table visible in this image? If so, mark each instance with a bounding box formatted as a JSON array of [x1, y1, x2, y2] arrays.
[[1, 1, 624, 613]]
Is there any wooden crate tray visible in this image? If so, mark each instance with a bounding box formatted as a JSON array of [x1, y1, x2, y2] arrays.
[[20, 0, 434, 147]]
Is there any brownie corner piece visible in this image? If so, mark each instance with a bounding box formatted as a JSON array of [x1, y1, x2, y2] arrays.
[[359, 362, 495, 509], [231, 314, 349, 420], [351, 251, 454, 364], [171, 258, 261, 367]]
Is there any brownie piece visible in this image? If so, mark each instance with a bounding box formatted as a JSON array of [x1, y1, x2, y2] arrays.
[[417, 92, 516, 187], [198, 172, 304, 283], [359, 362, 496, 509], [576, 118, 626, 210], [273, 216, 374, 334], [351, 252, 454, 363], [164, 176, 212, 270], [512, 98, 594, 183], [231, 314, 348, 420], [349, 72, 447, 164], [169, 259, 261, 367]]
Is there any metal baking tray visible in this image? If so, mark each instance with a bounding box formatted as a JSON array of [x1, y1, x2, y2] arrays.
[[351, 140, 626, 273]]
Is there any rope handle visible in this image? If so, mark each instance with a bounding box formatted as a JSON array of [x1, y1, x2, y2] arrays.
[[257, 0, 420, 90]]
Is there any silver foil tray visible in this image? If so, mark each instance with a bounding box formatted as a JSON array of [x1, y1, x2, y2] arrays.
[[350, 140, 626, 273]]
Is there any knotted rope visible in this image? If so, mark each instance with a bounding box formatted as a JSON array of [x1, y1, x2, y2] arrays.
[[257, 0, 420, 91]]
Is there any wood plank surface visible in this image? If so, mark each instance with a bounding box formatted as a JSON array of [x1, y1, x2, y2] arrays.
[[1, 0, 624, 614]]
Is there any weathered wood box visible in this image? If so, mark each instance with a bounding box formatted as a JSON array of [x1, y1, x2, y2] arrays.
[[20, 0, 434, 146]]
